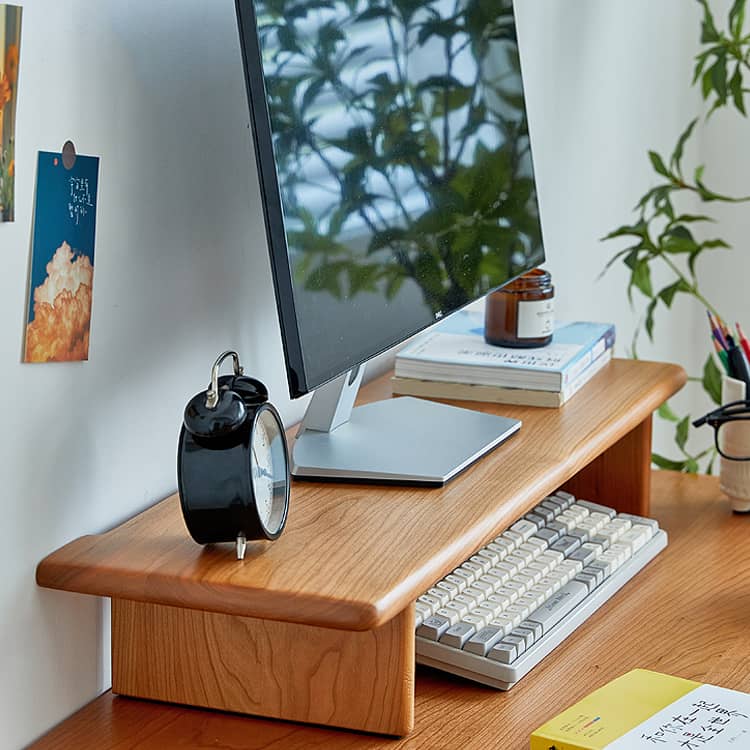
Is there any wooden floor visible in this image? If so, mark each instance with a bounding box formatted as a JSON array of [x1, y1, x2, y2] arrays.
[[32, 470, 750, 749]]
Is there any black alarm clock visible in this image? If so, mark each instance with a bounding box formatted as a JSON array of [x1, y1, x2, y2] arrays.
[[177, 350, 290, 560]]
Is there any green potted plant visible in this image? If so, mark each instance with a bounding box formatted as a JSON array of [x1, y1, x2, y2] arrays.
[[604, 0, 750, 472]]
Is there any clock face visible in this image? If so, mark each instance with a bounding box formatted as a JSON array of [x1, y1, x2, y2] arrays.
[[250, 406, 288, 535]]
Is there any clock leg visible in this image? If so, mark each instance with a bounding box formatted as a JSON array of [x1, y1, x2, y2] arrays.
[[111, 598, 415, 736]]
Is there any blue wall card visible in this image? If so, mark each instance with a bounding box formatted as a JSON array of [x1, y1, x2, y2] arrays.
[[24, 150, 100, 363]]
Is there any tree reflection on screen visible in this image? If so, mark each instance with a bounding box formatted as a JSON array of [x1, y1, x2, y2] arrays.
[[256, 0, 544, 316]]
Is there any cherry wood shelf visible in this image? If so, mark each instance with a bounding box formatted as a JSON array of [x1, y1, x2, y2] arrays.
[[35, 359, 685, 735], [33, 471, 750, 750]]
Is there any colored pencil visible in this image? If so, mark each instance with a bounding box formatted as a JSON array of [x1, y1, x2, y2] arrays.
[[713, 337, 730, 373], [737, 322, 750, 362], [707, 311, 728, 350]]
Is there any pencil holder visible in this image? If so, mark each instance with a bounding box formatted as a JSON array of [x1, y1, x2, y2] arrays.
[[719, 375, 750, 513]]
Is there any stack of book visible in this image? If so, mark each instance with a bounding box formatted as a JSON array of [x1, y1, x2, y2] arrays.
[[393, 310, 615, 408]]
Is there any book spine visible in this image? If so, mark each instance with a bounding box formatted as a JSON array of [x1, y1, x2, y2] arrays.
[[560, 326, 616, 386], [559, 349, 613, 400]]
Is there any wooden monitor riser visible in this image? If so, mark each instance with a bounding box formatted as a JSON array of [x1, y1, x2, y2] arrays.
[[36, 359, 685, 735]]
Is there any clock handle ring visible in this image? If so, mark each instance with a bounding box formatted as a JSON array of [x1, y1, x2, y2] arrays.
[[206, 350, 244, 409]]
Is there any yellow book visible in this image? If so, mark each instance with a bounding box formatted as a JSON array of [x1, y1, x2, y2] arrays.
[[531, 669, 750, 750]]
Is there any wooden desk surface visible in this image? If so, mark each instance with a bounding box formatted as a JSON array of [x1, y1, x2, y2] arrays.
[[36, 360, 684, 631], [33, 470, 750, 750]]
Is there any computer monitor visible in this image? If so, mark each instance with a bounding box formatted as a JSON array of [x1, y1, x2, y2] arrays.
[[235, 0, 545, 484]]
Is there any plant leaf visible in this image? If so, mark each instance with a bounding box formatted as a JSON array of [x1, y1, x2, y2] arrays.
[[632, 259, 654, 298], [657, 401, 681, 422], [703, 354, 723, 405], [730, 0, 746, 38], [651, 453, 687, 471], [645, 297, 658, 340], [730, 64, 747, 115], [670, 119, 698, 174], [648, 151, 671, 179], [675, 415, 690, 451]]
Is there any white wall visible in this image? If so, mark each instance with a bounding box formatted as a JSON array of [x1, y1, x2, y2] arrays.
[[517, 0, 706, 457], [0, 1, 709, 747]]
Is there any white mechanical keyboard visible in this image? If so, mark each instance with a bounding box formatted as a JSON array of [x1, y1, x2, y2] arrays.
[[415, 491, 667, 690]]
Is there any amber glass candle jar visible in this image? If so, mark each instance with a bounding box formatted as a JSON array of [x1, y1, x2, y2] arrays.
[[484, 268, 554, 348]]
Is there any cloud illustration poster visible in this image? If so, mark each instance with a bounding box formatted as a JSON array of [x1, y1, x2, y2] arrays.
[[24, 151, 100, 363], [1, 4, 22, 222]]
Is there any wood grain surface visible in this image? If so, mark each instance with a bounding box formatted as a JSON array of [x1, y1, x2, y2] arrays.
[[111, 600, 415, 735], [32, 471, 750, 750], [35, 360, 685, 631]]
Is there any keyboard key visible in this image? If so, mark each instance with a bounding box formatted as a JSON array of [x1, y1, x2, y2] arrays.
[[495, 586, 520, 604], [462, 560, 484, 577], [486, 541, 511, 560], [550, 536, 581, 556], [506, 553, 529, 569], [575, 500, 616, 518], [444, 601, 469, 619], [575, 572, 598, 593], [543, 496, 567, 511], [532, 505, 556, 523], [569, 528, 589, 544], [582, 565, 605, 587], [524, 512, 547, 529], [568, 543, 599, 567], [469, 555, 493, 573], [507, 601, 531, 621], [500, 633, 527, 657], [491, 537, 516, 556], [417, 615, 452, 640], [476, 548, 500, 567], [463, 613, 487, 629], [443, 573, 468, 592], [488, 615, 515, 635], [462, 587, 487, 605], [452, 568, 475, 587], [553, 490, 575, 504], [440, 622, 476, 648], [415, 601, 432, 620], [555, 513, 577, 532], [526, 580, 588, 635], [588, 534, 610, 551], [534, 527, 561, 544], [435, 607, 460, 626], [465, 626, 507, 656], [511, 519, 537, 540], [519, 619, 543, 641], [538, 550, 564, 566], [472, 579, 495, 596], [512, 626, 536, 649], [472, 606, 496, 623], [427, 587, 450, 607], [488, 641, 517, 664], [616, 513, 659, 531], [539, 500, 562, 517], [502, 529, 524, 548], [588, 559, 612, 577]]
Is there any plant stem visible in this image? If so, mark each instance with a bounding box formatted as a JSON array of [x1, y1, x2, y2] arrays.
[[657, 251, 722, 319]]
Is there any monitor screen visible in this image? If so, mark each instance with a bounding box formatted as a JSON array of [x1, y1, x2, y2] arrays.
[[236, 0, 545, 397]]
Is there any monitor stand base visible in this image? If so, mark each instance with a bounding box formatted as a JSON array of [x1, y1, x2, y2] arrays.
[[292, 371, 521, 485]]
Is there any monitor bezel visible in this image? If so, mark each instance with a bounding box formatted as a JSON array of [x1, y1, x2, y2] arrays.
[[236, 0, 309, 397]]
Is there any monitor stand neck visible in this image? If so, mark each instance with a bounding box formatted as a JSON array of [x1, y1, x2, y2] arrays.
[[292, 368, 522, 486]]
